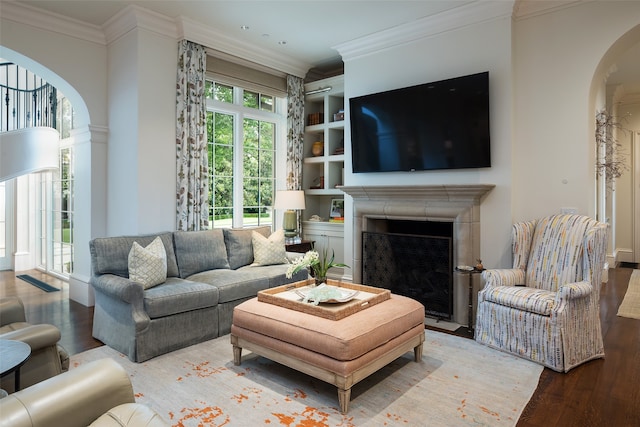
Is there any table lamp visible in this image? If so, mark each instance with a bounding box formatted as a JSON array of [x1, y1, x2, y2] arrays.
[[274, 190, 306, 241]]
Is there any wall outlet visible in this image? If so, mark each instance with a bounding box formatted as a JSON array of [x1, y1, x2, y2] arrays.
[[561, 207, 578, 214]]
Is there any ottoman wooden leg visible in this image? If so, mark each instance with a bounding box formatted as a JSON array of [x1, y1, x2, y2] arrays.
[[414, 342, 423, 362], [337, 387, 352, 414], [230, 334, 243, 365]]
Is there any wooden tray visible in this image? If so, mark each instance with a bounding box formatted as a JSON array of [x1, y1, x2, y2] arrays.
[[258, 278, 391, 320]]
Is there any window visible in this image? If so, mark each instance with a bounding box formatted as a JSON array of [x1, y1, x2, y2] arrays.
[[37, 95, 75, 276], [205, 80, 283, 229]]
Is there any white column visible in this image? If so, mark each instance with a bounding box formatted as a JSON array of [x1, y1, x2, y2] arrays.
[[68, 125, 108, 306]]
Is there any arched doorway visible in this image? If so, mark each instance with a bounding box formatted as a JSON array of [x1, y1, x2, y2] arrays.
[[0, 47, 91, 277], [592, 24, 640, 266]]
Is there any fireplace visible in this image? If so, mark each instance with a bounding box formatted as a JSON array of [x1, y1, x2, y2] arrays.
[[340, 184, 494, 326], [362, 220, 454, 319]]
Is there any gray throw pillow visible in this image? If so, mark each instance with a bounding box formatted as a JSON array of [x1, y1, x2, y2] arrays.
[[174, 229, 230, 278], [223, 226, 271, 269]]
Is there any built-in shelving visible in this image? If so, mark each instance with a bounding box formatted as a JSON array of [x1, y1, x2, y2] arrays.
[[302, 75, 345, 274]]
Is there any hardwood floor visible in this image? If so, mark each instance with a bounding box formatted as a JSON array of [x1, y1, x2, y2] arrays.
[[1, 266, 638, 425], [0, 270, 102, 355]]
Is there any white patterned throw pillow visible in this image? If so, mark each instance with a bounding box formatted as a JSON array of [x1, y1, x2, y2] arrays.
[[128, 236, 167, 289], [252, 229, 288, 266]]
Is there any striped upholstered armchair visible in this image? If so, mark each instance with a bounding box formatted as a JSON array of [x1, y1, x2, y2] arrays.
[[475, 214, 608, 372]]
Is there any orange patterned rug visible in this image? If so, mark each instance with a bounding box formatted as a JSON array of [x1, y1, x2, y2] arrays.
[[70, 330, 542, 427]]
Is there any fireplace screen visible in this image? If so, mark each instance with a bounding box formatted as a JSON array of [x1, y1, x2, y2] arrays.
[[362, 231, 453, 320]]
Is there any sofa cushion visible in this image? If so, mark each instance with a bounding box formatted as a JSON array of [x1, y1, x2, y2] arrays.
[[252, 229, 288, 266], [236, 263, 308, 288], [128, 237, 167, 289], [186, 269, 270, 303], [223, 226, 271, 270], [90, 233, 179, 278], [143, 277, 219, 318], [174, 229, 230, 278]]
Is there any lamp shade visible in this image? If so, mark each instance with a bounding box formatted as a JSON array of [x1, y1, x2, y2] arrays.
[[274, 190, 306, 210]]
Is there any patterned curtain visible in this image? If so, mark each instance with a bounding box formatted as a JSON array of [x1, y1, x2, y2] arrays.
[[286, 75, 305, 231], [176, 40, 208, 231]]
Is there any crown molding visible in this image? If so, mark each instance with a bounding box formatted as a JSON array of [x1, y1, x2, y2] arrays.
[[513, 0, 584, 20], [0, 1, 106, 45], [334, 1, 514, 62], [177, 16, 311, 78], [102, 5, 178, 45]]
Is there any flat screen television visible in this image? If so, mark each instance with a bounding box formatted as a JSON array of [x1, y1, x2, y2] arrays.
[[349, 71, 491, 173]]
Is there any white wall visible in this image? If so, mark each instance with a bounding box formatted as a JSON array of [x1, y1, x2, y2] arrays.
[[342, 16, 514, 270], [136, 30, 178, 234], [106, 28, 178, 235], [512, 1, 640, 222]]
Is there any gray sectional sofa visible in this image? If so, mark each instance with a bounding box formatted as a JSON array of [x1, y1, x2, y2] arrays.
[[89, 227, 307, 362]]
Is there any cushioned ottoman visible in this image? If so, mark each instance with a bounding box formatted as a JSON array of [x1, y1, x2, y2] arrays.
[[230, 293, 425, 413]]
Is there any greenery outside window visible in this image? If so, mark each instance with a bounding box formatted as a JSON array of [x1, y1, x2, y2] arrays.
[[205, 80, 283, 228]]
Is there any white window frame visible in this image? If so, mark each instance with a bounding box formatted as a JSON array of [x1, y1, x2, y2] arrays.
[[206, 81, 287, 229]]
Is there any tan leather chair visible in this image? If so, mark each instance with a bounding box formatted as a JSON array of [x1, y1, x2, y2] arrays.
[[0, 297, 69, 392], [0, 358, 168, 427]]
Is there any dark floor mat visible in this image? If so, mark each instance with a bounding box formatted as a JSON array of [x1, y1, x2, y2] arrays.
[[16, 274, 59, 292]]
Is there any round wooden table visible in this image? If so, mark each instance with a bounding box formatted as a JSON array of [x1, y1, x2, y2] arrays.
[[0, 339, 31, 392]]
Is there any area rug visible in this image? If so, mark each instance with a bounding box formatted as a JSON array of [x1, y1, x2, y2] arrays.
[[70, 330, 542, 427], [617, 269, 640, 319]]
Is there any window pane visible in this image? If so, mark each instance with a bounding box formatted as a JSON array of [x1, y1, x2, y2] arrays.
[[243, 147, 259, 179], [243, 90, 259, 109], [260, 94, 274, 112], [205, 81, 214, 100], [213, 144, 233, 176], [259, 121, 274, 150], [259, 151, 274, 178], [214, 83, 233, 103], [207, 111, 214, 142], [243, 118, 259, 149], [211, 111, 234, 228]]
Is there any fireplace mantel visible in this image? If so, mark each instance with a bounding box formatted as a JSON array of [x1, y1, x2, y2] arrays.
[[339, 184, 495, 202], [340, 184, 495, 326]]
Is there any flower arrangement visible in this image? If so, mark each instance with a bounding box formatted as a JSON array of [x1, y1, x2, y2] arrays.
[[286, 248, 350, 285]]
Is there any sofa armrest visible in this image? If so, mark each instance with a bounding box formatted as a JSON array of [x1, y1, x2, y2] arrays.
[[91, 274, 151, 335], [0, 359, 136, 427], [0, 297, 27, 325], [91, 274, 144, 304]]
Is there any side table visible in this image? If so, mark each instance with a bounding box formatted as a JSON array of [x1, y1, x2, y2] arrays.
[[285, 240, 314, 253], [0, 339, 31, 392], [455, 267, 484, 334]]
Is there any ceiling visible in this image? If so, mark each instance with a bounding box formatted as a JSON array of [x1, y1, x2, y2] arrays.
[[11, 0, 640, 99], [19, 0, 474, 72]]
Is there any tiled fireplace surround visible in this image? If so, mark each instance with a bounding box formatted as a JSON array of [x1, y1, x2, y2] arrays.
[[340, 184, 495, 326]]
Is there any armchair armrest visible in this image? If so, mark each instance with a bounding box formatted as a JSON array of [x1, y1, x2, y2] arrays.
[[0, 359, 136, 427], [481, 269, 525, 288], [556, 281, 593, 302], [0, 297, 27, 326], [0, 324, 61, 351]]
